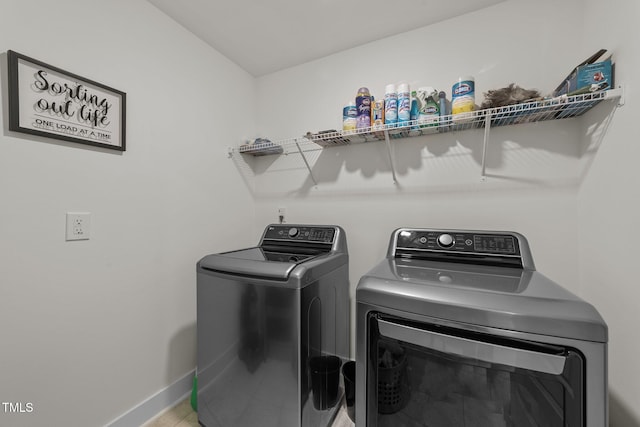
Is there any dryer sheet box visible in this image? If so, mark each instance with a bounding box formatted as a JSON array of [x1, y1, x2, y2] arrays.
[[555, 59, 613, 97]]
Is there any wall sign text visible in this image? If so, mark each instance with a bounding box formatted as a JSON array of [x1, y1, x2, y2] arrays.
[[8, 50, 126, 151]]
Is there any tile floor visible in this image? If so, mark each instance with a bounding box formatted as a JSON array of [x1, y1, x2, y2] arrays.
[[143, 398, 354, 427], [143, 399, 197, 427]]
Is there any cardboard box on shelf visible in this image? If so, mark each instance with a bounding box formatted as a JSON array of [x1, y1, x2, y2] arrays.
[[566, 60, 613, 96], [553, 49, 614, 96]]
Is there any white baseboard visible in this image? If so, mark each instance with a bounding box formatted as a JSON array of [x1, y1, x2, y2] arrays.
[[106, 369, 195, 427]]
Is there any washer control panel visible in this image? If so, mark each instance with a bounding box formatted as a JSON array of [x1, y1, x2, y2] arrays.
[[264, 225, 336, 244], [396, 230, 520, 256]]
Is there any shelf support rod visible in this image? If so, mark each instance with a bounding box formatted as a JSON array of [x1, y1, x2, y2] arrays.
[[384, 130, 398, 185], [295, 141, 318, 187], [480, 112, 491, 181], [615, 84, 625, 107]]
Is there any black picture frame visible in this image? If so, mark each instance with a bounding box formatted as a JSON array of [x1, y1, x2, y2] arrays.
[[7, 50, 126, 151]]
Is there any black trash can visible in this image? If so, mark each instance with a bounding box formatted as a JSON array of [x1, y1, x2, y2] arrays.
[[309, 355, 341, 410], [342, 360, 355, 422]]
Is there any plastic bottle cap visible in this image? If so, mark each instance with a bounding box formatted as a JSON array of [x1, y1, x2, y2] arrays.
[[385, 84, 395, 94], [397, 83, 409, 93]]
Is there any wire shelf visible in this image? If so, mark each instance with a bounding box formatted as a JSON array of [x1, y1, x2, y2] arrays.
[[238, 141, 285, 156], [237, 88, 621, 156]]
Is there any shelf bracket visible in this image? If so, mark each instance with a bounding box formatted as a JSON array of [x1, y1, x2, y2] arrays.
[[480, 112, 491, 181], [295, 141, 318, 187], [615, 84, 625, 107], [383, 130, 399, 185]]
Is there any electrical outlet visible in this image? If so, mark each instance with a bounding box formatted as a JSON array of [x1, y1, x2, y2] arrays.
[[278, 207, 286, 224], [66, 212, 91, 241]]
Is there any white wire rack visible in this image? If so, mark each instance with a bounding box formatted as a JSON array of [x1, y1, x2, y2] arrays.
[[238, 88, 622, 156], [305, 88, 622, 148], [238, 138, 312, 156], [235, 88, 623, 184]]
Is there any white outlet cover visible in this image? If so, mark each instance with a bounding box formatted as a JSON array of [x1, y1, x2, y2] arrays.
[[66, 212, 91, 241]]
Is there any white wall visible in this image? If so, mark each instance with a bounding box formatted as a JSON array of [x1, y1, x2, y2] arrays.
[[253, 0, 587, 346], [2, 0, 637, 426], [252, 0, 638, 425], [0, 1, 256, 426], [578, 0, 640, 426]]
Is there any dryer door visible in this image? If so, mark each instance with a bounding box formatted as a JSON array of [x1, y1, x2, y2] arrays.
[[366, 314, 585, 427]]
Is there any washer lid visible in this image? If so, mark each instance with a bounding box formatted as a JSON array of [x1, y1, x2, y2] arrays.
[[198, 224, 347, 282], [199, 247, 315, 280], [357, 258, 608, 343]]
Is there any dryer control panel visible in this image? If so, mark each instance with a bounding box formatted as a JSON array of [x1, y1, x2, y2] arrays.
[[392, 229, 533, 269], [395, 230, 520, 255]]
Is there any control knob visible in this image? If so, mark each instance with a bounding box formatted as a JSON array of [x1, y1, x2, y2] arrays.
[[437, 233, 455, 248], [288, 227, 299, 238]]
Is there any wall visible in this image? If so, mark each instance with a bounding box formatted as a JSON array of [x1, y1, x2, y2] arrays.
[[0, 1, 256, 426], [252, 0, 590, 352], [578, 0, 640, 426], [2, 1, 636, 426], [251, 0, 638, 424]]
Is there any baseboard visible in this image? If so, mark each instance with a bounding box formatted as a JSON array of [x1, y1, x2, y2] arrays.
[[106, 369, 195, 427]]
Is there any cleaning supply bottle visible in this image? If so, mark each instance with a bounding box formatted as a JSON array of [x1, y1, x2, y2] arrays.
[[417, 87, 439, 128], [438, 91, 449, 130], [355, 87, 371, 130], [397, 83, 411, 126], [410, 91, 419, 130], [451, 76, 475, 123], [372, 99, 385, 130], [343, 100, 357, 132], [384, 84, 397, 127]]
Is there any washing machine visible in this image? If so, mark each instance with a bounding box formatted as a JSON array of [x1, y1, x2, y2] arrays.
[[356, 228, 608, 427], [197, 224, 349, 427]]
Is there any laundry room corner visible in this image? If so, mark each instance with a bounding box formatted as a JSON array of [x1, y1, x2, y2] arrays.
[[2, 0, 640, 425], [576, 0, 640, 425]]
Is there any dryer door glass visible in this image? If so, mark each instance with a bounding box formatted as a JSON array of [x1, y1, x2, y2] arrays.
[[367, 314, 584, 427]]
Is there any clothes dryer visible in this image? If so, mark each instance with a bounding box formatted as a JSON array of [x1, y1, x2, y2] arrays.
[[356, 228, 607, 427]]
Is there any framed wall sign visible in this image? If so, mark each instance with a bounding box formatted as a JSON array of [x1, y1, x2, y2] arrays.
[[7, 50, 126, 151]]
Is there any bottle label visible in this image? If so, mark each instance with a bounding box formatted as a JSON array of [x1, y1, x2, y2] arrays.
[[372, 100, 385, 128], [343, 117, 357, 131], [398, 97, 411, 122], [451, 80, 475, 116], [343, 104, 358, 131], [384, 96, 397, 123], [343, 105, 357, 119], [453, 82, 473, 96], [356, 96, 371, 129]]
